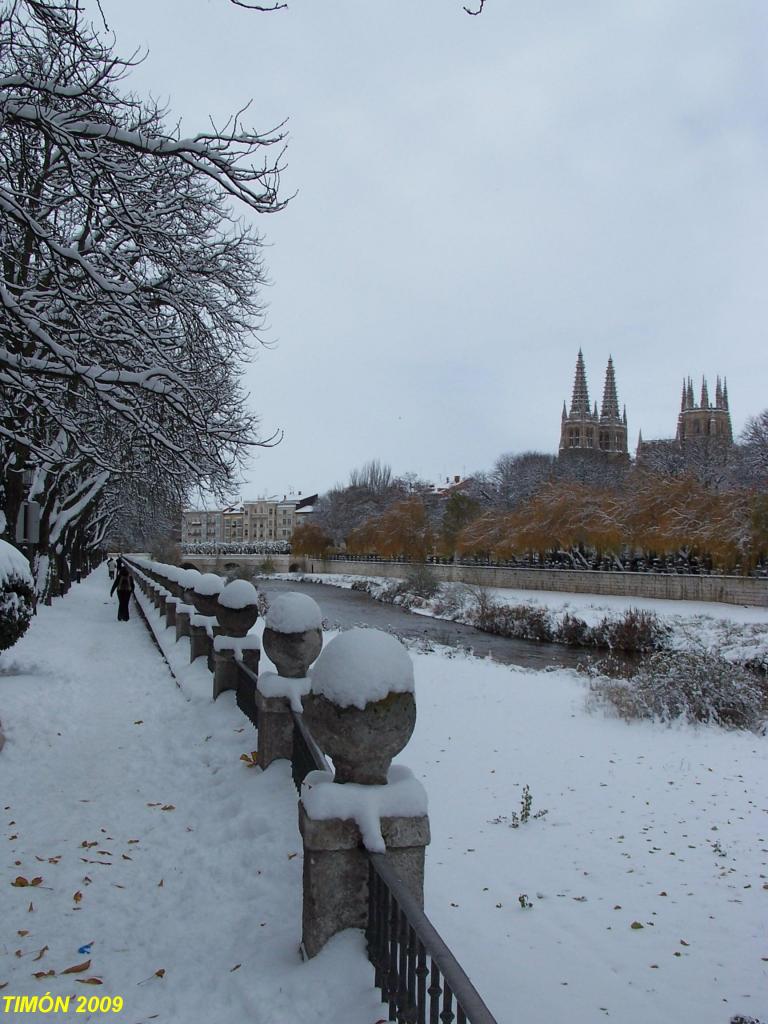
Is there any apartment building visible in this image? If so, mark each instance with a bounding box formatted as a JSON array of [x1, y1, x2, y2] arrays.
[[180, 509, 223, 546], [182, 493, 316, 546]]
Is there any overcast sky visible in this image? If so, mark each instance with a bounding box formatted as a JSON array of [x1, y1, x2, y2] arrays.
[[95, 0, 768, 500]]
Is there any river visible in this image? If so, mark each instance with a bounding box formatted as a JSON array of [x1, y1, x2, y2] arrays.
[[259, 579, 594, 672]]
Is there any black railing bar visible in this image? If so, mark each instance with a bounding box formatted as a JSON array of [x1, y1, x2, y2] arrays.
[[368, 854, 498, 1024], [235, 659, 260, 686], [290, 708, 332, 775]]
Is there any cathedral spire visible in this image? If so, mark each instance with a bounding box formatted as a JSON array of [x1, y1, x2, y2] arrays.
[[715, 376, 723, 408], [600, 356, 620, 420], [680, 379, 687, 412], [723, 377, 729, 410], [700, 376, 709, 408], [686, 378, 695, 409], [569, 349, 591, 416]]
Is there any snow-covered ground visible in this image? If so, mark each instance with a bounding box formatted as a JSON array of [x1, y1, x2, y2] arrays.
[[1, 567, 766, 1023], [269, 571, 768, 669]]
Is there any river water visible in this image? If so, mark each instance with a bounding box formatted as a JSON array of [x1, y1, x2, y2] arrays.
[[260, 579, 593, 672]]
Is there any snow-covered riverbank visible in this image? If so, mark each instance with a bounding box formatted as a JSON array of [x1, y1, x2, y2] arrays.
[[1, 567, 766, 1023]]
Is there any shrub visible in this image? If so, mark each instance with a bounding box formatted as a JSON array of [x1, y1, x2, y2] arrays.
[[474, 602, 555, 642], [589, 609, 668, 653], [350, 580, 372, 594], [589, 650, 768, 730], [557, 612, 591, 646], [0, 550, 35, 652], [404, 564, 440, 599], [256, 557, 276, 574]]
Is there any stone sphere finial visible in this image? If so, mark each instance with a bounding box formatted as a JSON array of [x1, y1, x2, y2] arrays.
[[190, 572, 224, 617], [216, 579, 260, 637], [262, 592, 323, 678], [304, 628, 416, 785]]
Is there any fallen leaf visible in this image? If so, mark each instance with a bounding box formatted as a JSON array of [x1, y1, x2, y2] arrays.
[[76, 978, 103, 986], [48, 856, 61, 864], [83, 876, 92, 885], [121, 854, 132, 861], [160, 805, 175, 812], [146, 802, 161, 807], [0, 982, 8, 989], [62, 960, 91, 974], [134, 720, 144, 725], [80, 841, 98, 849], [32, 970, 55, 980], [11, 876, 30, 887], [680, 939, 690, 947], [127, 839, 139, 844], [631, 921, 644, 929], [8, 834, 18, 840], [32, 946, 48, 962], [17, 929, 29, 937], [230, 964, 241, 972], [287, 853, 298, 860], [27, 902, 33, 912], [73, 891, 83, 903], [155, 969, 165, 979], [157, 879, 164, 887], [113, 884, 125, 889]]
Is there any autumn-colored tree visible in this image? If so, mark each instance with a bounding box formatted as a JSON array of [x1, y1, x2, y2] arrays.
[[291, 522, 333, 556], [438, 493, 481, 556]]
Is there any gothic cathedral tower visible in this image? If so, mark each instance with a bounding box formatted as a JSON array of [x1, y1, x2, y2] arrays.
[[676, 376, 733, 443], [559, 352, 628, 459]]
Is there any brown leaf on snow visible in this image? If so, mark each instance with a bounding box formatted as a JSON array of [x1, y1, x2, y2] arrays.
[[154, 969, 166, 979], [27, 902, 34, 912], [62, 960, 91, 974], [230, 964, 241, 972], [17, 929, 29, 937], [157, 879, 163, 887], [127, 839, 139, 844], [11, 876, 30, 887], [76, 977, 103, 985], [80, 840, 98, 849], [160, 805, 175, 812], [32, 970, 55, 979], [83, 876, 92, 885], [73, 891, 83, 903], [146, 802, 161, 807], [32, 946, 49, 962], [121, 854, 132, 861]]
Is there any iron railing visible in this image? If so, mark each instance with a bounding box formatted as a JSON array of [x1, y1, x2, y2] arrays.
[[290, 707, 332, 792], [367, 854, 497, 1024], [234, 660, 260, 731]]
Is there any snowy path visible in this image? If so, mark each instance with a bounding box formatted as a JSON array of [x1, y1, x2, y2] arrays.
[[1, 568, 381, 1023]]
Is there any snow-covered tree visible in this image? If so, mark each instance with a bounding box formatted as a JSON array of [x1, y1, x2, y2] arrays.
[[1, 1, 285, 590]]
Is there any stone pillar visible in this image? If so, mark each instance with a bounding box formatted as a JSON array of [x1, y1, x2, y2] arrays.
[[189, 622, 210, 663], [299, 628, 428, 959], [299, 807, 430, 959], [165, 599, 177, 629], [257, 593, 323, 770], [175, 607, 191, 641], [213, 646, 238, 700]]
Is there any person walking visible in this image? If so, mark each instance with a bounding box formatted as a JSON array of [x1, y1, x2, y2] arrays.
[[110, 566, 135, 621], [107, 556, 116, 581]]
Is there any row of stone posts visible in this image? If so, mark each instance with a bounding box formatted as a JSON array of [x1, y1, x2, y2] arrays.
[[127, 557, 430, 960]]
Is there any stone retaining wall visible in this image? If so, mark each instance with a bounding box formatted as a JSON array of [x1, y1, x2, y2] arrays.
[[181, 553, 768, 608]]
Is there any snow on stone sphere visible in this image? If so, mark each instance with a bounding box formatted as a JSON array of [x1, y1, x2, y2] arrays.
[[219, 579, 259, 609], [193, 572, 224, 596], [265, 592, 322, 634], [311, 628, 414, 710], [179, 568, 202, 588]]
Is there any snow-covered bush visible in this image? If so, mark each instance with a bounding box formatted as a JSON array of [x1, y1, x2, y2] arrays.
[[0, 540, 35, 652], [474, 601, 555, 642], [590, 651, 768, 730], [589, 608, 668, 653], [182, 541, 290, 555], [404, 564, 440, 599]]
